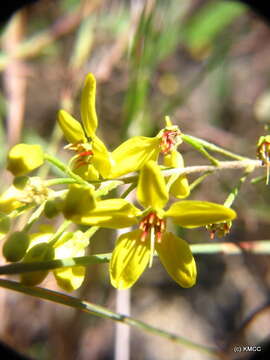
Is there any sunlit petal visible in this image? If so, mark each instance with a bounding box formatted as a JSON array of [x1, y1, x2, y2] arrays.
[[156, 232, 196, 287], [57, 109, 86, 144], [137, 160, 168, 210], [80, 73, 98, 138], [110, 230, 150, 289], [110, 136, 160, 178], [165, 200, 236, 228], [164, 151, 190, 198], [72, 199, 141, 228], [92, 136, 113, 178]]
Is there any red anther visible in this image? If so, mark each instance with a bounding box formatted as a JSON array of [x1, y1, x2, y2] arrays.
[[78, 150, 93, 157], [148, 213, 155, 224], [156, 231, 162, 243], [140, 231, 148, 242], [160, 219, 166, 232]]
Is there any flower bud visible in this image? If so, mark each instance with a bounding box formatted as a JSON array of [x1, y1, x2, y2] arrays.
[[7, 144, 44, 176], [62, 184, 96, 219], [0, 213, 11, 235], [44, 199, 61, 219], [13, 176, 29, 190], [3, 231, 30, 262], [20, 243, 54, 286]]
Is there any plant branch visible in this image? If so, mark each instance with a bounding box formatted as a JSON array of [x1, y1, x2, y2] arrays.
[[1, 241, 269, 275], [0, 279, 223, 358]]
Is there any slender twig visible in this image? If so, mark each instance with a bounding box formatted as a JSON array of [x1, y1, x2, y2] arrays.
[[1, 241, 269, 275], [118, 159, 263, 184], [182, 134, 247, 161], [44, 153, 92, 187], [0, 279, 223, 359]]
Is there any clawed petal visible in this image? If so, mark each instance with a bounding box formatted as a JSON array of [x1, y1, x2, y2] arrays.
[[80, 73, 98, 138], [58, 110, 86, 144], [110, 136, 160, 178], [110, 230, 150, 289], [72, 198, 141, 228], [164, 151, 190, 199], [137, 160, 168, 210], [165, 200, 236, 228], [156, 232, 196, 287], [92, 136, 113, 178]]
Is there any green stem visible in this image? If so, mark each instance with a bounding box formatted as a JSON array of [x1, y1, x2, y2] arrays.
[[189, 171, 213, 192], [0, 279, 222, 358], [182, 134, 247, 161], [23, 203, 46, 232], [224, 170, 251, 208], [1, 241, 270, 275], [120, 182, 137, 198], [44, 153, 91, 187], [181, 134, 219, 165], [45, 178, 77, 187]]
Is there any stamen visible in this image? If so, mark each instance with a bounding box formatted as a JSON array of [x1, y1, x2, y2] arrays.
[[149, 226, 155, 268]]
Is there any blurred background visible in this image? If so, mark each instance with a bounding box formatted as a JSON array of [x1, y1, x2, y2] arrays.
[[1, 0, 270, 359]]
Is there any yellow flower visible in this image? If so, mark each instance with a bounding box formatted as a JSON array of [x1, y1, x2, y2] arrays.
[[109, 116, 187, 187], [58, 73, 112, 179], [109, 161, 236, 289], [68, 160, 236, 289]]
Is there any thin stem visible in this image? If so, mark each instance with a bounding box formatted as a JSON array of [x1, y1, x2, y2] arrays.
[[181, 134, 219, 165], [44, 153, 92, 187], [224, 169, 252, 208], [45, 178, 77, 187], [1, 241, 269, 275], [120, 182, 137, 198], [189, 171, 213, 192], [0, 279, 223, 359], [119, 159, 263, 184], [23, 203, 45, 232], [182, 134, 247, 161]]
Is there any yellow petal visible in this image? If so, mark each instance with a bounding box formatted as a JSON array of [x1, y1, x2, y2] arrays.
[[72, 199, 140, 228], [57, 109, 86, 144], [110, 230, 150, 289], [92, 136, 113, 178], [62, 184, 96, 219], [165, 200, 236, 228], [80, 73, 98, 138], [164, 151, 190, 199], [110, 136, 160, 178], [156, 232, 196, 288], [0, 186, 25, 214], [137, 160, 168, 210], [53, 231, 89, 292], [7, 144, 44, 176], [72, 163, 100, 181], [54, 267, 86, 292]]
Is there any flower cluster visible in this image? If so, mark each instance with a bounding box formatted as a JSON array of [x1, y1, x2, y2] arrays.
[[1, 73, 236, 291]]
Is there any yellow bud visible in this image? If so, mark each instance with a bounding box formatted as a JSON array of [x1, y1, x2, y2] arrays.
[[0, 213, 11, 234], [7, 144, 44, 176], [62, 184, 96, 219], [3, 231, 30, 262], [20, 243, 54, 286]]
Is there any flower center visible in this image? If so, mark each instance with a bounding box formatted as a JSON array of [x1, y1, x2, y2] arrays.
[[65, 143, 93, 168], [257, 140, 270, 165], [160, 128, 182, 154], [139, 212, 166, 243]]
